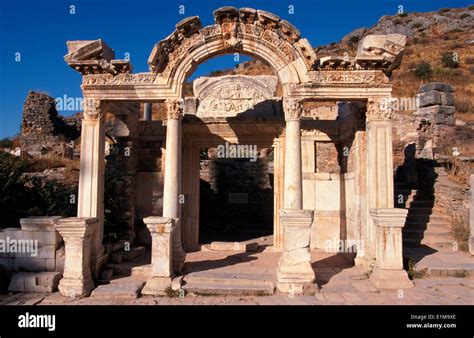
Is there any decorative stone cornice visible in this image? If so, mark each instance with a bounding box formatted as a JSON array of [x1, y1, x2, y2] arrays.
[[165, 98, 184, 120], [366, 97, 396, 121], [283, 98, 303, 121], [83, 99, 108, 120]]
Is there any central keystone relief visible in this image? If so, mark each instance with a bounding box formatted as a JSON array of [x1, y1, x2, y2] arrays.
[[193, 75, 281, 118]]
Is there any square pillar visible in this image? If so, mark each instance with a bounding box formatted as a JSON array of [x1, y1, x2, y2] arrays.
[[277, 209, 315, 293], [163, 99, 186, 273], [363, 97, 396, 262], [369, 208, 413, 289], [277, 98, 315, 293], [77, 99, 108, 276], [142, 216, 176, 296], [56, 217, 98, 298]]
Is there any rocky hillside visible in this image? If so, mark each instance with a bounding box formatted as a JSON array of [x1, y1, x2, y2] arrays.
[[199, 6, 474, 121]]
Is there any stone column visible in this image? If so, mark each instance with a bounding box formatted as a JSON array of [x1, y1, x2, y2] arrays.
[[77, 99, 107, 276], [56, 217, 98, 297], [369, 209, 413, 288], [143, 103, 152, 121], [364, 97, 396, 261], [142, 217, 176, 295], [469, 175, 474, 255], [163, 99, 186, 273], [277, 98, 315, 294]]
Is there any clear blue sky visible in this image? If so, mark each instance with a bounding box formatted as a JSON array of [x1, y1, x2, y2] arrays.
[[0, 0, 471, 138]]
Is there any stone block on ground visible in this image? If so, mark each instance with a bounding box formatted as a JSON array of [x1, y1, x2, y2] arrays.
[[8, 272, 62, 292], [209, 241, 258, 252], [90, 281, 145, 299]]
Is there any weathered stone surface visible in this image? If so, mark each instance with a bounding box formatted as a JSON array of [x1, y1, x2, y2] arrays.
[[56, 217, 98, 298], [193, 75, 279, 118], [418, 90, 442, 107], [123, 246, 146, 261], [8, 272, 62, 292], [419, 82, 454, 93], [91, 281, 145, 299], [469, 175, 474, 256], [209, 242, 258, 252]]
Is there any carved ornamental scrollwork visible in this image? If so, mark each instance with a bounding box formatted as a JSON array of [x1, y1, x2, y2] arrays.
[[83, 99, 108, 120], [82, 73, 157, 87], [165, 99, 184, 120], [283, 98, 303, 121], [366, 97, 397, 121], [148, 7, 318, 79], [306, 70, 389, 86]]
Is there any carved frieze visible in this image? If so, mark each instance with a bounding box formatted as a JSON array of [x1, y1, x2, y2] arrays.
[[194, 75, 279, 118], [82, 73, 157, 87], [366, 97, 397, 121]]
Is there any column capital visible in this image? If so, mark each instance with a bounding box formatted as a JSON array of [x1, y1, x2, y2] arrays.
[[165, 98, 184, 120], [83, 99, 108, 120], [283, 98, 303, 121], [366, 97, 396, 122]]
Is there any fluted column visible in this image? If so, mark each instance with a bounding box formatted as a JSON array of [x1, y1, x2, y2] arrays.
[[277, 98, 315, 294], [362, 97, 397, 261], [163, 98, 186, 273], [283, 99, 303, 210], [77, 99, 107, 276]]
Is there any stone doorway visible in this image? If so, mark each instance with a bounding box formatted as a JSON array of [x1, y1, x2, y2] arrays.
[[198, 147, 274, 245]]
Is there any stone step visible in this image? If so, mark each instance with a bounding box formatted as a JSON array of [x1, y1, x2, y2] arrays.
[[208, 241, 259, 252], [405, 208, 445, 215], [131, 264, 151, 278], [406, 214, 450, 223], [404, 221, 450, 230], [403, 237, 453, 248], [184, 272, 274, 287], [403, 230, 452, 241], [90, 280, 145, 299], [182, 282, 274, 296], [403, 227, 451, 237]]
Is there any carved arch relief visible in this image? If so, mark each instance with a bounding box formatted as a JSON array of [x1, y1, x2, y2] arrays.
[[147, 7, 317, 94]]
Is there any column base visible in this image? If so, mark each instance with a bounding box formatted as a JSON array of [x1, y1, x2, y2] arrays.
[[370, 267, 414, 289], [58, 276, 95, 298], [142, 276, 173, 296], [277, 261, 315, 294]]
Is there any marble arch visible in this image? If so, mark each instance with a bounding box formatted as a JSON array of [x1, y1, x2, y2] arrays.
[[56, 7, 414, 297], [147, 7, 316, 96]]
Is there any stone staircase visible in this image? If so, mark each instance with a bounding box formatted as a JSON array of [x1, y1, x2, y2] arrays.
[[395, 181, 453, 251]]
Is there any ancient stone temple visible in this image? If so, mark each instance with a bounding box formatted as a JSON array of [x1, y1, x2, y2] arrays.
[[42, 7, 413, 295]]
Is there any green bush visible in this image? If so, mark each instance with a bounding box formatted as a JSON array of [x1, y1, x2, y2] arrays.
[[441, 52, 460, 68], [414, 62, 433, 79], [439, 8, 450, 13], [411, 22, 423, 29], [0, 153, 77, 228], [459, 13, 470, 19], [398, 12, 408, 18]]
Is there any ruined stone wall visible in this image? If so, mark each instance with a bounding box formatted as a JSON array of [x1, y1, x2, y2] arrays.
[[20, 91, 80, 157]]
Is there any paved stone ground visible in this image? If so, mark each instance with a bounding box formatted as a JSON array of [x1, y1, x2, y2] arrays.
[[1, 250, 472, 305]]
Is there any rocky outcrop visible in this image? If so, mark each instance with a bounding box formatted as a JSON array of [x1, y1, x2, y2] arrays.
[[20, 91, 80, 157]]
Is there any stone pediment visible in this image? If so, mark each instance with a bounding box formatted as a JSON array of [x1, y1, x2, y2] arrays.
[[193, 75, 280, 118]]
